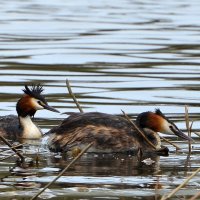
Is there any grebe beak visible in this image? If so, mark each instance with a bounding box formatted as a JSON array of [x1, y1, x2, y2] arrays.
[[170, 126, 193, 141], [43, 104, 60, 113]]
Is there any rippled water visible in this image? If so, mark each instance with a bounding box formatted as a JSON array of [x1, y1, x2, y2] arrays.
[[0, 0, 200, 199]]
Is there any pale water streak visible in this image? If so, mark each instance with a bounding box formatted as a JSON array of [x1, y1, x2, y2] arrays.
[[0, 0, 200, 199]]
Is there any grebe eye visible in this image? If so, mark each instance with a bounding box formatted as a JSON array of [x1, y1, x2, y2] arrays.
[[37, 101, 42, 105]]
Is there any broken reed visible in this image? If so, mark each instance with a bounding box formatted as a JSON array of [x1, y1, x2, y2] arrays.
[[0, 153, 15, 161], [194, 131, 200, 137], [189, 190, 200, 200], [160, 136, 180, 150], [30, 142, 94, 200], [161, 167, 200, 200], [0, 134, 24, 162], [66, 79, 83, 113], [185, 105, 192, 154]]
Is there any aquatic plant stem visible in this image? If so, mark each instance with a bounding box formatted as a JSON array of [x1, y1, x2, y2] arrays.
[[161, 167, 200, 200], [189, 191, 200, 200], [0, 143, 23, 154], [122, 110, 157, 150], [193, 132, 200, 137], [185, 105, 192, 154], [160, 136, 180, 150], [0, 153, 15, 161], [0, 134, 24, 162], [66, 79, 84, 113], [30, 141, 94, 200], [12, 143, 24, 148]]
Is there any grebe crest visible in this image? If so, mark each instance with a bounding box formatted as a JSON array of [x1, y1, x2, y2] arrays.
[[17, 84, 58, 118], [0, 84, 59, 140]]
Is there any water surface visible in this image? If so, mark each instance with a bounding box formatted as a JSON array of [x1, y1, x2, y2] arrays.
[[0, 0, 200, 199]]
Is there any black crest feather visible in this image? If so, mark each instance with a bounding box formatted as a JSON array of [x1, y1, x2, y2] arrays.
[[23, 84, 46, 102], [155, 108, 168, 120], [155, 108, 163, 115]]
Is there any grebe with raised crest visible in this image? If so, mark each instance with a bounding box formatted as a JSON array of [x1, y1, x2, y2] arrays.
[[0, 85, 59, 140]]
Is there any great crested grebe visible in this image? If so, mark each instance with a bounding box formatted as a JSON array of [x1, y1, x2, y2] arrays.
[[0, 85, 59, 140], [46, 109, 192, 153]]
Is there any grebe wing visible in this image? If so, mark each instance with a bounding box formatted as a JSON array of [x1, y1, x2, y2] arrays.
[[46, 112, 140, 152], [48, 123, 138, 153], [47, 112, 132, 135]]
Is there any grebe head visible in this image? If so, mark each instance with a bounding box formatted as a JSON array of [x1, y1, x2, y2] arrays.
[[136, 109, 192, 141], [16, 85, 59, 117]]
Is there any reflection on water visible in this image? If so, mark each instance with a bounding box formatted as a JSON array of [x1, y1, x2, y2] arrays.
[[0, 144, 200, 199], [0, 0, 200, 199]]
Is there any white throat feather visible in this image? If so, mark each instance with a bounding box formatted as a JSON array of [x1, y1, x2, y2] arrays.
[[19, 116, 42, 139]]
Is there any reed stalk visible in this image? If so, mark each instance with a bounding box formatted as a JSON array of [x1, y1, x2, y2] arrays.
[[189, 191, 200, 200], [30, 142, 94, 200], [0, 153, 15, 161], [122, 110, 157, 150], [0, 143, 23, 155], [160, 136, 180, 150], [12, 143, 24, 148], [193, 132, 200, 137], [161, 167, 200, 200], [0, 134, 24, 162], [185, 105, 192, 154], [66, 79, 84, 113]]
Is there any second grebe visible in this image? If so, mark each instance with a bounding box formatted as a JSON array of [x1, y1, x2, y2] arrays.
[[46, 109, 192, 153], [0, 85, 59, 140]]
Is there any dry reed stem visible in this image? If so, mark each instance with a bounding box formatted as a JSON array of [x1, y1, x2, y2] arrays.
[[122, 110, 157, 150], [160, 136, 181, 150], [155, 176, 160, 200], [0, 153, 15, 161], [189, 191, 200, 200], [12, 143, 24, 148], [30, 142, 94, 200], [193, 132, 200, 137], [66, 79, 84, 113], [0, 134, 24, 162], [161, 167, 200, 200], [0, 143, 23, 154], [185, 105, 192, 154]]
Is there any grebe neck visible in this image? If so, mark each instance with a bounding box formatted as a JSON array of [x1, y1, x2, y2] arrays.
[[143, 128, 161, 149], [19, 116, 42, 139]]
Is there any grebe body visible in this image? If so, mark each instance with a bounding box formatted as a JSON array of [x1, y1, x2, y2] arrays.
[[0, 85, 59, 140], [46, 109, 192, 153]]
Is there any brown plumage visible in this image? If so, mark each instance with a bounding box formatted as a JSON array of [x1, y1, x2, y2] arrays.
[[46, 110, 192, 153]]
